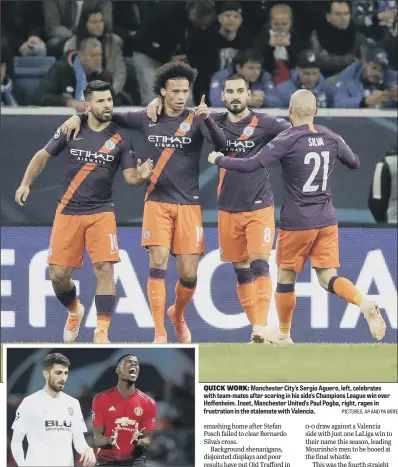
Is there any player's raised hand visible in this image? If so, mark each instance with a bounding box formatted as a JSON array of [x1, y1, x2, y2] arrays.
[[130, 423, 146, 444], [208, 151, 222, 165], [110, 427, 120, 449], [60, 115, 81, 141], [15, 185, 30, 206], [194, 95, 210, 120], [79, 447, 96, 467], [137, 159, 153, 180], [146, 97, 163, 122]]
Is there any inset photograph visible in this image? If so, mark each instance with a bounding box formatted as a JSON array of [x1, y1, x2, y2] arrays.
[[6, 346, 195, 467]]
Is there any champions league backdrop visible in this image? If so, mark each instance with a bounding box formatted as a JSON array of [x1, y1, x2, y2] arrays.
[[1, 227, 396, 344]]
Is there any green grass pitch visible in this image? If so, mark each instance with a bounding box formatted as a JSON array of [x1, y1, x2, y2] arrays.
[[199, 343, 398, 383]]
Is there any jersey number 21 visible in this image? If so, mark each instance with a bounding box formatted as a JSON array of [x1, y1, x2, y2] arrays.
[[303, 151, 330, 193]]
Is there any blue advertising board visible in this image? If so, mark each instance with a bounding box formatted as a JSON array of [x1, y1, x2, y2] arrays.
[[1, 227, 396, 343]]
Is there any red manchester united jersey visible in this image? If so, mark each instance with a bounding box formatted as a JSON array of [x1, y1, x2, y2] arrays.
[[92, 387, 156, 464]]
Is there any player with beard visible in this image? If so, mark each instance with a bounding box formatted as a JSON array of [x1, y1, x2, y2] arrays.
[[91, 354, 156, 466], [11, 353, 96, 467], [15, 81, 153, 344], [59, 62, 227, 344], [211, 74, 291, 343], [209, 89, 386, 343]]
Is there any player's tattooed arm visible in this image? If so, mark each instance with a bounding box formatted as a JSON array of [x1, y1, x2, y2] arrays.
[[15, 149, 52, 206], [93, 425, 117, 449]]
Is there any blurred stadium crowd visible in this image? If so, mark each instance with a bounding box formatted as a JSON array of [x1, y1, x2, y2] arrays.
[[1, 0, 397, 109], [7, 348, 195, 466]]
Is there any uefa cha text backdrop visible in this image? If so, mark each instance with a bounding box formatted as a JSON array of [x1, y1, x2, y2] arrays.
[[2, 226, 396, 343]]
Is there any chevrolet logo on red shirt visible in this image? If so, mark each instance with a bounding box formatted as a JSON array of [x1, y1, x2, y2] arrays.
[[115, 417, 137, 426]]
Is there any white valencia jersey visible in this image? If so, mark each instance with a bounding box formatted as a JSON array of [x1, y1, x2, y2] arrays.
[[12, 389, 87, 466]]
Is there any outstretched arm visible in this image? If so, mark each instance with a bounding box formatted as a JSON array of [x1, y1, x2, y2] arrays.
[[211, 151, 264, 173], [110, 110, 145, 130], [60, 110, 145, 140], [209, 137, 287, 173]]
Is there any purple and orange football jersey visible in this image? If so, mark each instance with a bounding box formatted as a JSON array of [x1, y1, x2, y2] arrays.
[[45, 121, 135, 215], [216, 124, 360, 230], [213, 111, 290, 212]]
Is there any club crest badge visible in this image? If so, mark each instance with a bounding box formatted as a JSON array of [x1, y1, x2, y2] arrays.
[[134, 407, 143, 416], [179, 122, 191, 132], [105, 139, 116, 150], [243, 126, 254, 137]]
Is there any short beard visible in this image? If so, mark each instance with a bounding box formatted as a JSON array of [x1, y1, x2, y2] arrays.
[[91, 111, 112, 123], [49, 379, 63, 392]]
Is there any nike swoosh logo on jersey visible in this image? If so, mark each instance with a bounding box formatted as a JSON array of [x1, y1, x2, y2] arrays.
[[74, 137, 84, 140], [149, 123, 158, 127]]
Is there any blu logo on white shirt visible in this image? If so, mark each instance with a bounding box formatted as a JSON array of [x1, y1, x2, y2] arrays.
[[12, 390, 87, 466]]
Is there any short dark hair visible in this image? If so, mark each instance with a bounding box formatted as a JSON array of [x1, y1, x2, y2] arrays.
[[116, 354, 137, 368], [222, 73, 250, 90], [233, 49, 263, 69], [44, 353, 70, 371], [153, 61, 198, 95], [83, 80, 112, 100]]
